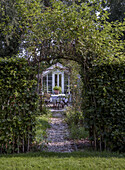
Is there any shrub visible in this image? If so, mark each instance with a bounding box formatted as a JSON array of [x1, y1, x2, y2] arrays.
[[69, 124, 89, 140], [65, 106, 88, 140], [0, 57, 39, 154], [53, 86, 62, 93], [65, 106, 84, 126], [82, 59, 125, 152]]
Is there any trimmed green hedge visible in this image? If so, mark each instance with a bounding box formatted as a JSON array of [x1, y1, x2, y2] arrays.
[[83, 60, 125, 152], [0, 57, 39, 154]]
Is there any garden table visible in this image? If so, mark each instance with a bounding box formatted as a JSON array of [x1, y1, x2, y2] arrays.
[[50, 94, 67, 109]]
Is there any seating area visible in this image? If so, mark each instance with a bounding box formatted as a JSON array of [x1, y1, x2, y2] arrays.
[[40, 63, 71, 110], [44, 94, 69, 110]]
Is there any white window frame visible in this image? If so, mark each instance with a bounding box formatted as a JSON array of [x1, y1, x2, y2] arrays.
[[52, 70, 64, 94]]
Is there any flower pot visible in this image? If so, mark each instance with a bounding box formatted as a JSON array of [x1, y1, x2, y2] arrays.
[[54, 90, 59, 94]]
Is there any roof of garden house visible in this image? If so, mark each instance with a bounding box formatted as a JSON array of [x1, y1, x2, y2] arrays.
[[42, 62, 69, 76]]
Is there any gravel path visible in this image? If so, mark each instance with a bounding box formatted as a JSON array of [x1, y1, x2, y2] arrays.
[[46, 111, 74, 153]]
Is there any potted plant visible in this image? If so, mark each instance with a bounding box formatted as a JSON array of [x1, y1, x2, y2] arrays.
[[53, 86, 62, 94]]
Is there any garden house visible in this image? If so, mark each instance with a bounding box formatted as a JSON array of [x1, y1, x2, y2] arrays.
[[41, 63, 70, 95]]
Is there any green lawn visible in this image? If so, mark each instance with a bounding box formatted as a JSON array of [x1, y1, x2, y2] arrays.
[[0, 151, 124, 170]]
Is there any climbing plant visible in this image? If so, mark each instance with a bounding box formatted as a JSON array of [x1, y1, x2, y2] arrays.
[[0, 57, 39, 154]]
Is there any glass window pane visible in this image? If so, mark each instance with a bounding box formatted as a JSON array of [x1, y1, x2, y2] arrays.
[[55, 74, 57, 86], [64, 73, 68, 93], [59, 74, 62, 87], [43, 76, 47, 92], [48, 73, 52, 93]]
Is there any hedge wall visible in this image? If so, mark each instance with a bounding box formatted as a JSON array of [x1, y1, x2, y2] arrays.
[[0, 58, 39, 154], [83, 59, 125, 152]]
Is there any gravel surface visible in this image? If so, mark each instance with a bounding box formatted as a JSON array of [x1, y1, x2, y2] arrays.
[[45, 111, 74, 153]]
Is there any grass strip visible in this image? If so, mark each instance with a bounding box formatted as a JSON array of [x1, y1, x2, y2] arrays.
[[0, 151, 124, 170]]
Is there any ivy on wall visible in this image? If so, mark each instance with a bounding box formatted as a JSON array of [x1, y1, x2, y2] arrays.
[[82, 59, 125, 152], [0, 57, 39, 154]]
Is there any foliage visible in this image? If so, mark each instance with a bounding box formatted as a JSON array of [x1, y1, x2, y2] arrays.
[[53, 86, 62, 93], [0, 57, 39, 154], [65, 106, 88, 140], [69, 124, 89, 140], [34, 112, 51, 151], [41, 1, 124, 152], [31, 0, 124, 63], [82, 58, 125, 152], [65, 106, 84, 126], [41, 105, 51, 115], [0, 0, 124, 154], [60, 60, 83, 108], [0, 0, 42, 58], [104, 0, 125, 41], [0, 151, 125, 169], [106, 0, 125, 22]]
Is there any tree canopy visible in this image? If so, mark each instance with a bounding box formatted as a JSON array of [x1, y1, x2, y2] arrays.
[[0, 0, 42, 58], [28, 0, 124, 64], [106, 0, 125, 22], [0, 0, 124, 62]]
